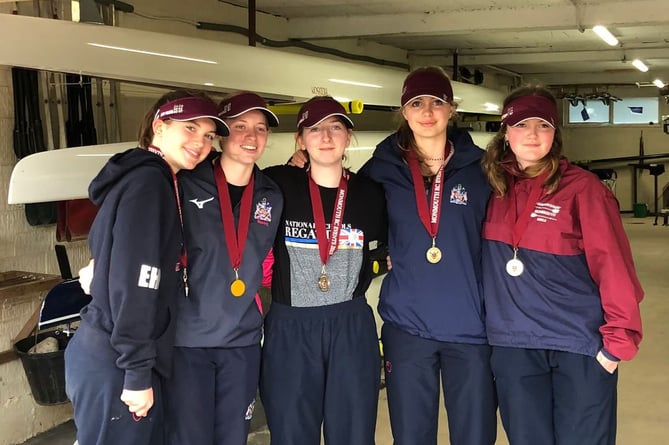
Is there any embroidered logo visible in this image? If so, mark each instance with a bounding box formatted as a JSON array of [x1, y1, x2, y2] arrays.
[[219, 102, 232, 116], [137, 265, 160, 290], [244, 399, 255, 421], [297, 110, 309, 127], [254, 198, 272, 226], [531, 202, 561, 222], [501, 106, 514, 121], [156, 103, 184, 120], [449, 184, 468, 205], [189, 197, 214, 209]]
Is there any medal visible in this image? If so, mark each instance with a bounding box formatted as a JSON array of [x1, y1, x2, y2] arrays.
[[407, 146, 452, 265], [317, 271, 330, 292], [231, 279, 246, 296], [505, 171, 549, 278], [213, 157, 254, 300], [426, 247, 442, 264], [426, 237, 442, 264], [506, 250, 524, 277], [309, 169, 349, 296]]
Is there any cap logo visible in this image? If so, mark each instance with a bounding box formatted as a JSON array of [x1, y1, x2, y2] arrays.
[[297, 110, 309, 127], [219, 102, 232, 116], [160, 104, 183, 119], [501, 106, 514, 121]]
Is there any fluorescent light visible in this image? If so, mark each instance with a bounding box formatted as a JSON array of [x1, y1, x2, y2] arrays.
[[484, 102, 500, 112], [328, 78, 382, 88], [592, 25, 619, 46], [87, 43, 218, 64], [653, 79, 665, 88], [632, 59, 649, 72]]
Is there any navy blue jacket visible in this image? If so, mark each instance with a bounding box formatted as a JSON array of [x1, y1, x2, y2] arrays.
[[359, 129, 491, 343], [175, 156, 283, 348], [82, 148, 183, 391]]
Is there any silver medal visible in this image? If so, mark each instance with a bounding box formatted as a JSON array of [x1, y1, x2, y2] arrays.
[[506, 257, 524, 277]]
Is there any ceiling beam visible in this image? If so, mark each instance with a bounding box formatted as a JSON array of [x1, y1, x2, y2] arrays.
[[286, 1, 668, 40]]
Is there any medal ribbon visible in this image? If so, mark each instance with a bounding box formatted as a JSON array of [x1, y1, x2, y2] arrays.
[[149, 145, 188, 292], [308, 169, 349, 268], [213, 157, 255, 273], [407, 150, 446, 239], [508, 171, 549, 250]]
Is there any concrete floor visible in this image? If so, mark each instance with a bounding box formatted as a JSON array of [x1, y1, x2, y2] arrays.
[[20, 216, 669, 444]]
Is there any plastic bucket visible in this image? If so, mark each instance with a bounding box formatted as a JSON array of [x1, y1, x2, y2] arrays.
[[633, 202, 648, 218], [14, 332, 71, 405]]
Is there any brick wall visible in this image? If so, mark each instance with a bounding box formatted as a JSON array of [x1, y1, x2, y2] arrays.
[[0, 65, 90, 444]]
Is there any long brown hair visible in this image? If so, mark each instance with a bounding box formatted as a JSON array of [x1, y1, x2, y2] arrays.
[[481, 85, 563, 196], [396, 66, 458, 165], [137, 89, 216, 148]]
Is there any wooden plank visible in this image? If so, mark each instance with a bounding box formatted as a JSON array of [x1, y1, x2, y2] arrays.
[[0, 349, 18, 366], [0, 271, 61, 302]]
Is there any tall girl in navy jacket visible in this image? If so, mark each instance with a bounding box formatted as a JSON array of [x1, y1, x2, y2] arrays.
[[358, 67, 497, 445]]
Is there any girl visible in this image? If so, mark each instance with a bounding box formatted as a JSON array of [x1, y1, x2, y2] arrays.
[[260, 96, 388, 445], [358, 66, 497, 445], [165, 91, 283, 445], [65, 90, 228, 445], [481, 86, 643, 445]]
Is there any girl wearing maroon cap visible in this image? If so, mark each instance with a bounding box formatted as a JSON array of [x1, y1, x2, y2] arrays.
[[481, 86, 643, 445], [164, 91, 283, 445], [358, 66, 498, 445], [65, 90, 225, 445], [260, 96, 388, 445]]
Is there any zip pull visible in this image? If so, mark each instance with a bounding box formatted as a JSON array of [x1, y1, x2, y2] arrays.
[[182, 267, 189, 297]]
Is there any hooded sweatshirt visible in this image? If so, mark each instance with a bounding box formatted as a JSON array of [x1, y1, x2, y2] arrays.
[[358, 128, 491, 343], [79, 148, 183, 391]]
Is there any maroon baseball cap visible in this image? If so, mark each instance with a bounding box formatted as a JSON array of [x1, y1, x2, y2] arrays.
[[218, 92, 279, 127], [296, 97, 354, 130], [501, 95, 558, 128], [401, 69, 454, 107], [155, 96, 229, 136]]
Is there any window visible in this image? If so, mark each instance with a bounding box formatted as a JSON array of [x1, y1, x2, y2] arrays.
[[613, 98, 659, 124], [567, 101, 609, 124], [566, 96, 660, 125]]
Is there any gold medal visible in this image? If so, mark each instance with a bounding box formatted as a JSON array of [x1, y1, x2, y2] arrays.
[[318, 273, 330, 292], [372, 260, 380, 274], [230, 278, 246, 297], [426, 246, 442, 263]]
